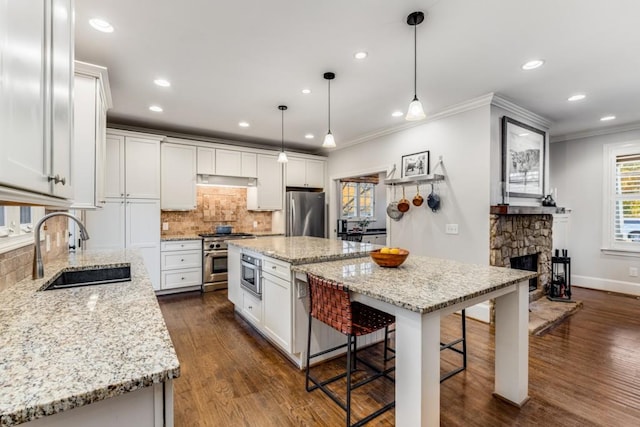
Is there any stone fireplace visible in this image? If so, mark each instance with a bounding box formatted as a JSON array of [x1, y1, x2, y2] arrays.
[[489, 208, 554, 293]]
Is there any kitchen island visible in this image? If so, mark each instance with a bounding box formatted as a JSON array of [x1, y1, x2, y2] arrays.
[[227, 236, 379, 366], [0, 250, 179, 427], [293, 256, 536, 426]]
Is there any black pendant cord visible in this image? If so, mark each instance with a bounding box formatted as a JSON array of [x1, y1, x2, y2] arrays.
[[281, 108, 285, 151], [327, 79, 331, 133], [413, 21, 418, 101]]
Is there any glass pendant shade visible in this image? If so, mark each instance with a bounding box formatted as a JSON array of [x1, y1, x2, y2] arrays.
[[406, 97, 426, 121], [277, 151, 288, 163], [322, 132, 336, 148]]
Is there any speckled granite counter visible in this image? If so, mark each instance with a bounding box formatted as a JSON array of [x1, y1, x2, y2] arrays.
[[0, 250, 180, 426], [228, 236, 378, 265], [161, 235, 203, 241], [292, 256, 537, 314]]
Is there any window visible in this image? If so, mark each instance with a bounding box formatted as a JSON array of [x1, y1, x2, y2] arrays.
[[340, 182, 375, 219], [0, 206, 44, 253], [604, 141, 640, 252]]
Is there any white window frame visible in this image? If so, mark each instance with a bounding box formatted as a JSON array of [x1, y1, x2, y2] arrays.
[[602, 140, 640, 254], [339, 181, 376, 221], [0, 206, 45, 254]]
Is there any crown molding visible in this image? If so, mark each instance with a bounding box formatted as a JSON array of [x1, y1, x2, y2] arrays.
[[550, 122, 640, 143], [334, 93, 496, 152], [490, 94, 553, 129], [74, 60, 113, 108]]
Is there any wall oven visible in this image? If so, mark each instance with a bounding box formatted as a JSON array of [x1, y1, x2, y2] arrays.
[[201, 233, 256, 292], [240, 253, 262, 299]]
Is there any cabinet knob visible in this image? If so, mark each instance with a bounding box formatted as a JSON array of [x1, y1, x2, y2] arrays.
[[248, 305, 253, 310], [272, 266, 277, 270], [47, 174, 65, 185], [120, 193, 124, 197], [181, 277, 185, 280], [181, 258, 184, 262], [126, 193, 130, 197]]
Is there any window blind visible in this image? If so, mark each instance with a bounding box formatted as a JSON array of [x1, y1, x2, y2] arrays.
[[614, 154, 640, 241]]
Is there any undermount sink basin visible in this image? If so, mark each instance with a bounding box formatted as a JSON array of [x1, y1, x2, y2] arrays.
[[43, 266, 131, 291]]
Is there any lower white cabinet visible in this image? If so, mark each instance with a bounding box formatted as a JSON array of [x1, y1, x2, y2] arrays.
[[160, 240, 202, 292], [362, 234, 387, 245], [262, 269, 292, 352], [242, 290, 262, 326], [85, 198, 160, 290], [227, 245, 241, 306]]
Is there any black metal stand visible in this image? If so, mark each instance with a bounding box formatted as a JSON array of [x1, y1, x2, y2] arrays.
[[548, 256, 574, 303]]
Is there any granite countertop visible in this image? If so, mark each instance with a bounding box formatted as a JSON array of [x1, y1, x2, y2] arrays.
[[228, 236, 378, 265], [0, 250, 180, 426], [161, 235, 203, 241], [253, 231, 285, 237], [292, 256, 537, 314]]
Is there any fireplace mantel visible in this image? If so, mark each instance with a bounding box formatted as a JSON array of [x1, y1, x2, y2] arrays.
[[490, 205, 566, 215]]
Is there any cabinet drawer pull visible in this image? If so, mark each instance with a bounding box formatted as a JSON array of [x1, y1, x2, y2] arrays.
[[248, 305, 253, 310]]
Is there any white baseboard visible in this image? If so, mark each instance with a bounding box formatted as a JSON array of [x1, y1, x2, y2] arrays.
[[573, 275, 640, 296], [464, 302, 490, 323]]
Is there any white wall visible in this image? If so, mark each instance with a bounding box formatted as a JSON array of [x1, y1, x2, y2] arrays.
[[550, 128, 640, 296], [328, 106, 492, 264]]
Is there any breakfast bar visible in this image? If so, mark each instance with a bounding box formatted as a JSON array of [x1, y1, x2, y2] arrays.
[[293, 256, 536, 426]]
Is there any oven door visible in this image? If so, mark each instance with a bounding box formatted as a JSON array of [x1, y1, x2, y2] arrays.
[[203, 250, 228, 284], [240, 259, 262, 298]]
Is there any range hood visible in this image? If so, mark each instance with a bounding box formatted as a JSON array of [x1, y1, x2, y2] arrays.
[[197, 174, 257, 187]]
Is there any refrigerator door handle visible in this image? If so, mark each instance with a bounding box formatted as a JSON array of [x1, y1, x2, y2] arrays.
[[289, 197, 295, 236]]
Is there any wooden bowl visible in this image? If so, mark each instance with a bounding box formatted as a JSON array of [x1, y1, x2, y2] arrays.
[[370, 249, 410, 268]]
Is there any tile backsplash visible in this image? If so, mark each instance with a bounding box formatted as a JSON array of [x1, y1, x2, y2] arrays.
[[0, 212, 69, 292], [161, 186, 272, 236]]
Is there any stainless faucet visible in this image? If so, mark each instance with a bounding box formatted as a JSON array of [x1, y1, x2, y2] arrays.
[[33, 212, 90, 279]]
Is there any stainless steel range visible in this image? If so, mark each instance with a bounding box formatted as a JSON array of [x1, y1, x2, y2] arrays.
[[201, 233, 256, 292]]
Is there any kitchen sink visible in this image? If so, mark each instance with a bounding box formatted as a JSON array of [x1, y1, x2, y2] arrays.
[[43, 265, 131, 291]]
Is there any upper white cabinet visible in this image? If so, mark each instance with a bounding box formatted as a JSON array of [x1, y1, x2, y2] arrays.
[[71, 62, 112, 209], [104, 135, 126, 198], [124, 136, 162, 198], [161, 143, 197, 210], [247, 154, 283, 210], [215, 149, 242, 176], [0, 0, 74, 203], [196, 147, 216, 175], [241, 152, 257, 177], [286, 157, 326, 189]]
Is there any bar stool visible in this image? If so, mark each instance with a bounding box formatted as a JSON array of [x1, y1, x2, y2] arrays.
[[305, 273, 396, 427], [383, 309, 467, 382]]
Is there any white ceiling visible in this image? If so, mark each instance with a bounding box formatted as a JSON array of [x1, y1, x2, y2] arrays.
[[75, 0, 640, 153]]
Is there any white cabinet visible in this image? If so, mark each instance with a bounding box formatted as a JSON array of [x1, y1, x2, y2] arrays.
[[196, 147, 216, 175], [242, 291, 262, 326], [215, 149, 243, 177], [85, 130, 162, 290], [247, 154, 283, 210], [160, 239, 202, 292], [262, 257, 292, 352], [241, 152, 257, 177], [72, 62, 111, 209], [126, 137, 161, 198], [161, 143, 196, 210], [286, 157, 325, 189], [362, 234, 387, 245], [228, 245, 242, 306], [0, 0, 74, 202]]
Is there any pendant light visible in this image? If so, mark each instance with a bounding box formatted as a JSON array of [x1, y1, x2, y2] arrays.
[[322, 72, 336, 148], [406, 11, 426, 121], [277, 105, 288, 163]]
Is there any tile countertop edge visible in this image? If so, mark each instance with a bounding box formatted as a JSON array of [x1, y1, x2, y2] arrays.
[[0, 249, 181, 426]]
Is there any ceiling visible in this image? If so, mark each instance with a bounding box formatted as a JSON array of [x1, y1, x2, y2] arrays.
[[75, 0, 640, 153]]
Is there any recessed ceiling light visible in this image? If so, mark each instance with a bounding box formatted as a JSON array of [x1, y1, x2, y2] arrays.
[[89, 18, 114, 33], [238, 121, 250, 128], [600, 115, 616, 122], [301, 89, 312, 94], [149, 105, 163, 112], [154, 78, 171, 87], [304, 133, 314, 139], [567, 94, 586, 102], [354, 51, 368, 60], [518, 133, 530, 137], [521, 59, 544, 70], [391, 111, 404, 117]]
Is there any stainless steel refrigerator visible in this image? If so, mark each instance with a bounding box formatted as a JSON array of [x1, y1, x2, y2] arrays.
[[286, 191, 326, 237]]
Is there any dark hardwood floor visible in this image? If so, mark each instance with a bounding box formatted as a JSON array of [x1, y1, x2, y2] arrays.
[[158, 287, 640, 426]]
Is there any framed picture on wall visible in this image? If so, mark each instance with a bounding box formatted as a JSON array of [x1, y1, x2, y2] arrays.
[[401, 150, 430, 177], [502, 116, 545, 199]]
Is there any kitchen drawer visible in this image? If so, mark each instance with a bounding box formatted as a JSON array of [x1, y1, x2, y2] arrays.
[[161, 250, 202, 270], [161, 240, 202, 251], [242, 290, 262, 325], [161, 268, 202, 290], [263, 257, 290, 282]]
